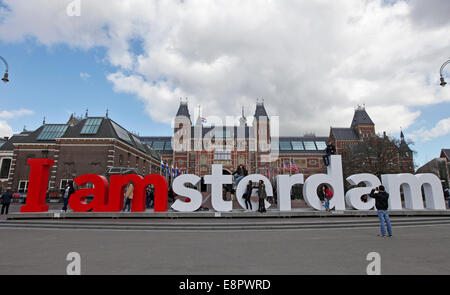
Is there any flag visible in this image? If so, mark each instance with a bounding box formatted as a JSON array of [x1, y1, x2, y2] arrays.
[[166, 163, 170, 177], [291, 159, 299, 174], [201, 117, 207, 123], [267, 167, 271, 179], [176, 167, 180, 176], [277, 165, 281, 174], [283, 160, 289, 172], [161, 160, 166, 176]]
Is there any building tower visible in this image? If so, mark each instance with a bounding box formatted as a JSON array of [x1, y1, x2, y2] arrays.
[[253, 100, 271, 172], [351, 105, 375, 139], [173, 99, 192, 172]]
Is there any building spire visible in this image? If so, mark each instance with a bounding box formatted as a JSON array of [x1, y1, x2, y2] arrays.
[[85, 108, 88, 118], [240, 105, 247, 126], [43, 116, 46, 125], [106, 108, 109, 118], [195, 105, 203, 126]]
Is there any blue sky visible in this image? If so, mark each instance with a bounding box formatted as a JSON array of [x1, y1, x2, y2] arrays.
[[0, 40, 172, 136], [0, 0, 449, 168]]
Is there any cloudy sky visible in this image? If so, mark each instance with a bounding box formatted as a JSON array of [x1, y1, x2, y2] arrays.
[[0, 0, 449, 166]]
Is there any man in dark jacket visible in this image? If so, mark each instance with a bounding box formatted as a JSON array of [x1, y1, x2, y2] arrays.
[[323, 141, 336, 166], [1, 189, 13, 215], [370, 185, 392, 237], [61, 182, 75, 212], [444, 187, 450, 209]]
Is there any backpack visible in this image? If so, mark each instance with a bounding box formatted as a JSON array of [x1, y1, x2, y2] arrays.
[[326, 189, 333, 199]]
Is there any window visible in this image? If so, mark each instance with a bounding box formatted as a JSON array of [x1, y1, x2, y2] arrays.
[[0, 158, 12, 179], [315, 141, 327, 150], [280, 141, 292, 151], [111, 121, 132, 144], [291, 141, 304, 151], [131, 134, 146, 152], [18, 180, 29, 193], [165, 141, 173, 150], [60, 179, 73, 190], [37, 125, 68, 140], [80, 118, 103, 134], [271, 141, 279, 151], [214, 150, 231, 161], [152, 141, 165, 150], [303, 141, 317, 150]]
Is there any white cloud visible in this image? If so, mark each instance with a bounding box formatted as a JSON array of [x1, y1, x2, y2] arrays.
[[0, 109, 34, 137], [80, 72, 91, 80], [411, 117, 450, 142], [0, 0, 449, 136], [0, 120, 13, 138], [0, 109, 34, 120]]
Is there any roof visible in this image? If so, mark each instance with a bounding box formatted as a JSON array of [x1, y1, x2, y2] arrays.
[[330, 127, 359, 141], [274, 136, 330, 154], [351, 107, 374, 127], [254, 102, 268, 119], [176, 102, 191, 120], [140, 136, 173, 155], [441, 149, 450, 160], [0, 117, 160, 160], [399, 139, 412, 154]]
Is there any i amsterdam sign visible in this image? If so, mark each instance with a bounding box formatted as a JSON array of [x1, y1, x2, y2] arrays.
[[20, 156, 447, 213]]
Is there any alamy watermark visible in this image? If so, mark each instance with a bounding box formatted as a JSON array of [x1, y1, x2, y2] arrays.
[[366, 252, 381, 275], [66, 252, 81, 275]]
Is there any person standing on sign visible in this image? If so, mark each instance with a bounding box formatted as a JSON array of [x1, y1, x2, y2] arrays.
[[323, 140, 336, 167], [61, 182, 75, 212], [123, 181, 134, 212], [318, 185, 326, 208], [243, 180, 253, 212], [145, 185, 154, 209], [370, 185, 392, 237], [257, 180, 267, 213]]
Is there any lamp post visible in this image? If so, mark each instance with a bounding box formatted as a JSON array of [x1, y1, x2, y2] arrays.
[[0, 56, 9, 83], [440, 59, 450, 87]]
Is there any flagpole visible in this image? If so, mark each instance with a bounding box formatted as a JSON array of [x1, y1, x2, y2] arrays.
[[289, 157, 292, 175]]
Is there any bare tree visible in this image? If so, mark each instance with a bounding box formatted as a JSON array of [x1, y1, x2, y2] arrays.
[[340, 135, 415, 189]]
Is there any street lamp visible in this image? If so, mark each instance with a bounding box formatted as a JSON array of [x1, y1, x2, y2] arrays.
[[0, 56, 9, 83], [440, 59, 450, 87]]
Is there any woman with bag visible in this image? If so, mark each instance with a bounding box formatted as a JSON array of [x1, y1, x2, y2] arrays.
[[257, 180, 267, 213], [243, 180, 253, 212], [123, 181, 134, 212]]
